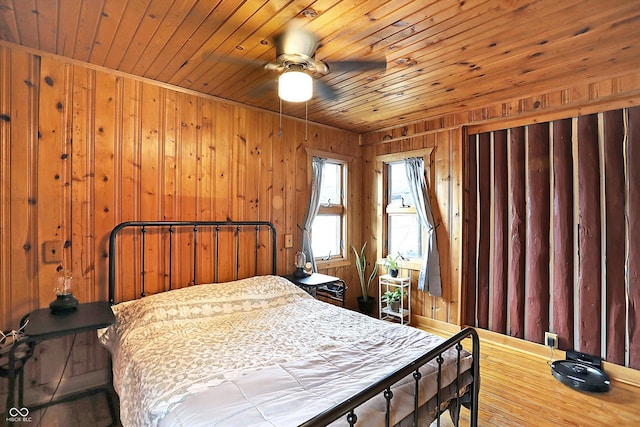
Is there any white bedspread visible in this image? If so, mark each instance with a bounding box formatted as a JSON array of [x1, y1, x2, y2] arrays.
[[99, 275, 471, 427]]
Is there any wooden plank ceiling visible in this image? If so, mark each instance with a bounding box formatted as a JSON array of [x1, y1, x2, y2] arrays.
[[0, 0, 639, 133]]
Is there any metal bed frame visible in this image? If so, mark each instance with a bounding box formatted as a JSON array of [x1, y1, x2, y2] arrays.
[[302, 327, 480, 427], [106, 220, 479, 427], [108, 220, 277, 305]]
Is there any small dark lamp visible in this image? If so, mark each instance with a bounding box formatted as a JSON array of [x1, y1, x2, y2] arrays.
[[293, 251, 310, 278], [49, 273, 78, 314]]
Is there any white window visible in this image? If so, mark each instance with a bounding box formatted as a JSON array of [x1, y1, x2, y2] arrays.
[[385, 161, 424, 260], [311, 161, 346, 260]]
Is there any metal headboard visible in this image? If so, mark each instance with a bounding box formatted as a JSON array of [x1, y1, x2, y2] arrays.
[[108, 221, 277, 305]]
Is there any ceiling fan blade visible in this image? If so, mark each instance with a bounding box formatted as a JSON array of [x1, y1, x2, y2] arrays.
[[314, 79, 338, 101], [325, 60, 387, 73], [200, 50, 277, 70], [248, 79, 277, 98]]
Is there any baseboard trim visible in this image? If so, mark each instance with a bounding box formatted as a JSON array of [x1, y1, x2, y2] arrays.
[[411, 315, 462, 336]]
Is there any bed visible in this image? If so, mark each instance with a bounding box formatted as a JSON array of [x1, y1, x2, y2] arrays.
[[100, 221, 479, 427]]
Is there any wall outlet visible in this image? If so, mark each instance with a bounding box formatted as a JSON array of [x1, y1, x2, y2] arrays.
[[545, 332, 559, 349]]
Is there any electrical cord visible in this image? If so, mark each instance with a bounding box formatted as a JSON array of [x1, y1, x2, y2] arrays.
[[0, 320, 30, 363], [36, 333, 77, 427], [0, 320, 29, 347], [546, 345, 555, 366]]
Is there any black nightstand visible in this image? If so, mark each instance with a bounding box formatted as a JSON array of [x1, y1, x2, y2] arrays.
[[4, 301, 117, 426], [284, 273, 347, 307]]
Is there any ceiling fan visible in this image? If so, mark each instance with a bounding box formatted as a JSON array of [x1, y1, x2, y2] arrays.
[[204, 25, 386, 102]]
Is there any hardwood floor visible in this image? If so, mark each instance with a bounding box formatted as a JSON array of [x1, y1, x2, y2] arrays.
[[11, 392, 117, 427], [435, 331, 640, 427], [6, 329, 640, 426]]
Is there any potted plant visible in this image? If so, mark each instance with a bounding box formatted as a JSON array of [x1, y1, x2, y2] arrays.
[[381, 287, 406, 312], [352, 242, 378, 315], [385, 254, 400, 277]]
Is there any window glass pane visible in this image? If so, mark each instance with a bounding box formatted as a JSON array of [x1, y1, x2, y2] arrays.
[[389, 214, 422, 258], [389, 162, 414, 207], [319, 162, 341, 205], [311, 215, 341, 258]]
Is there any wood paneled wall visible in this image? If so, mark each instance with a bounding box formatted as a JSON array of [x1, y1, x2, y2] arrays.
[[359, 70, 640, 375], [0, 45, 359, 404], [465, 108, 640, 369], [361, 128, 463, 326]]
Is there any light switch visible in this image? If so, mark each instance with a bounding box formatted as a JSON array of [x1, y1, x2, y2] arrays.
[[43, 240, 63, 263], [285, 234, 293, 248]]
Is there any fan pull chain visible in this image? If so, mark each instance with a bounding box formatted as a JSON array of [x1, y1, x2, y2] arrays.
[[278, 98, 283, 138], [305, 101, 308, 142]]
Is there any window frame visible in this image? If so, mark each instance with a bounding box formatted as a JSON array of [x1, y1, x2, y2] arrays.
[[385, 161, 423, 259], [306, 148, 353, 269], [375, 148, 434, 269]]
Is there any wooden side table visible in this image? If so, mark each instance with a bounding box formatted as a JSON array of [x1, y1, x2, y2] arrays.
[[4, 301, 117, 426], [284, 273, 347, 307]]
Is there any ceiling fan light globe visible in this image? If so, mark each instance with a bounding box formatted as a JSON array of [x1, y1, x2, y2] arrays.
[[278, 71, 312, 102]]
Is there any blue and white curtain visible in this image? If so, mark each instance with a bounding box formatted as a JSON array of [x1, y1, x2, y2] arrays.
[[301, 157, 326, 272], [404, 157, 442, 296]]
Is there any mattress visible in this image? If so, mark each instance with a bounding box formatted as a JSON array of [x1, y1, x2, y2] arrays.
[[98, 275, 472, 427]]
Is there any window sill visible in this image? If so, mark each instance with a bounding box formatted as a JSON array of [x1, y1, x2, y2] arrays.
[[377, 259, 423, 271], [315, 258, 351, 269]]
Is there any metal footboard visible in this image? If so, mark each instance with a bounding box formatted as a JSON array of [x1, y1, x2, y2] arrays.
[[299, 327, 480, 427]]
